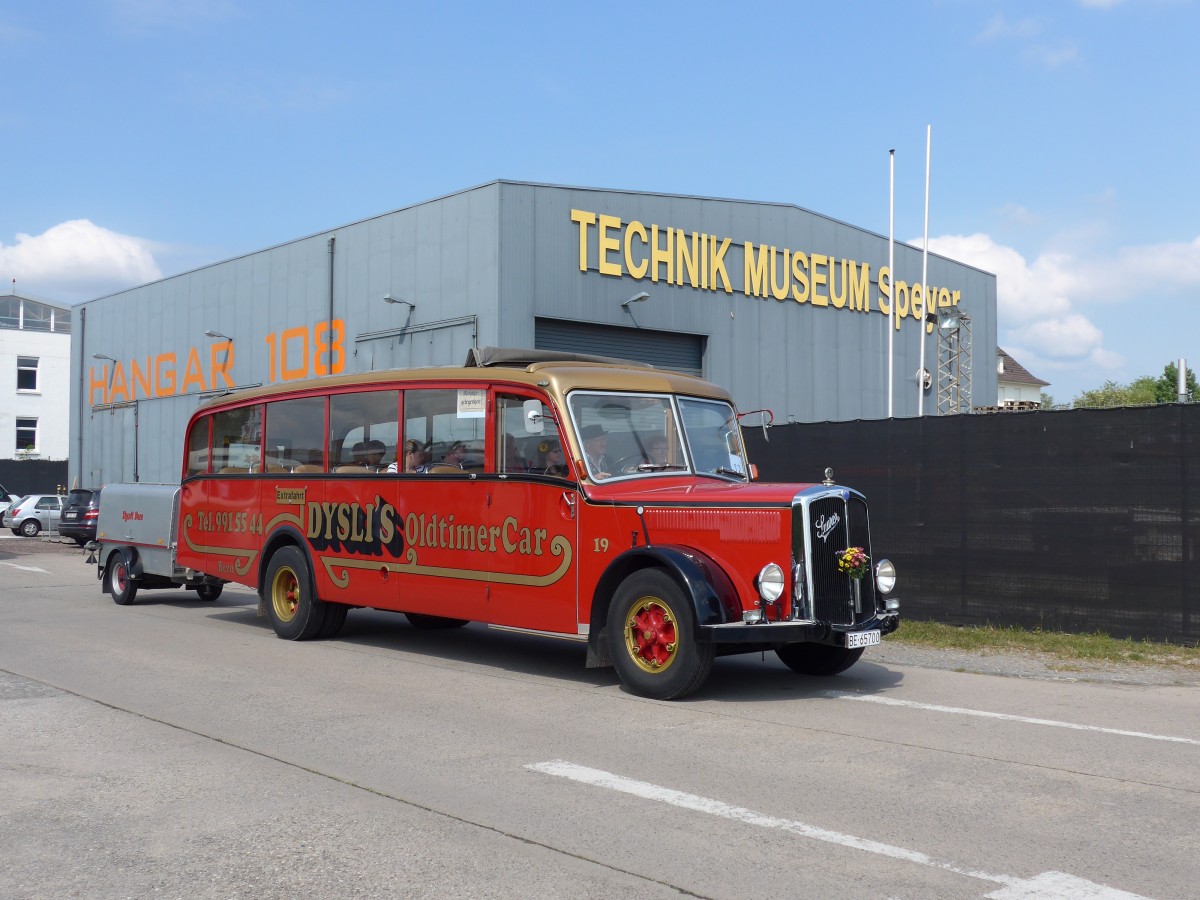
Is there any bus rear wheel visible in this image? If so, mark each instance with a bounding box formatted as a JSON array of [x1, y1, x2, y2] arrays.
[[607, 569, 714, 700], [264, 546, 328, 640], [775, 643, 864, 676]]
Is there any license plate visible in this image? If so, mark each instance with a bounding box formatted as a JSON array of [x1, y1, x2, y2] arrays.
[[63, 511, 78, 520], [845, 630, 880, 649]]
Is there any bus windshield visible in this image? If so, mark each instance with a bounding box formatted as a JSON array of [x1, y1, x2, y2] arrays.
[[566, 391, 748, 482]]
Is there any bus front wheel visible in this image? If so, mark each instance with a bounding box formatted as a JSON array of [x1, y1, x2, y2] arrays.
[[607, 569, 714, 701]]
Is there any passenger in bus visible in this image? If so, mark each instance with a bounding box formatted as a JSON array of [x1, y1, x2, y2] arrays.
[[363, 439, 387, 470], [443, 440, 468, 468], [502, 433, 530, 472], [645, 434, 670, 465], [537, 440, 569, 477], [390, 439, 430, 473]]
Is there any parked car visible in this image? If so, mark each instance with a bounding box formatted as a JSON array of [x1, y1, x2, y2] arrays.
[[59, 488, 101, 546], [4, 494, 64, 537], [0, 484, 15, 518]]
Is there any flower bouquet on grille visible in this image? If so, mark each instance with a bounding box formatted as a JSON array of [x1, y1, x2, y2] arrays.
[[837, 546, 870, 580]]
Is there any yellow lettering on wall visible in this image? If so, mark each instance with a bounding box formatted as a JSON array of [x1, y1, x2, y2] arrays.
[[770, 247, 790, 301], [650, 225, 673, 283], [893, 281, 910, 330], [711, 236, 732, 293], [829, 257, 847, 309], [598, 214, 622, 276], [744, 242, 769, 298], [791, 251, 809, 303], [624, 221, 648, 279], [570, 209, 595, 272], [878, 266, 892, 315], [847, 261, 872, 312], [677, 231, 702, 289], [810, 254, 829, 306]]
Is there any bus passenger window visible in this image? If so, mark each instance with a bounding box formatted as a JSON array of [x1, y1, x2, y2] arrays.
[[211, 405, 262, 473], [404, 389, 484, 474], [265, 396, 326, 472], [329, 390, 399, 474]]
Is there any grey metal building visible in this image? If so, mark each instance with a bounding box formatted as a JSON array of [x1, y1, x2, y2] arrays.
[[70, 180, 997, 487]]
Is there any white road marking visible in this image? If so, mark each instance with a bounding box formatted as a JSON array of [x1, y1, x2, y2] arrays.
[[824, 692, 1200, 746], [528, 760, 1148, 899], [0, 561, 50, 573]]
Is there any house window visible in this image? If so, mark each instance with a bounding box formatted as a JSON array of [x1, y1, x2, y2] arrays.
[[17, 357, 38, 391], [16, 418, 37, 453]]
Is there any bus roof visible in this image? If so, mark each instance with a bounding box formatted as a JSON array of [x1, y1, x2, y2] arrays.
[[194, 350, 733, 411]]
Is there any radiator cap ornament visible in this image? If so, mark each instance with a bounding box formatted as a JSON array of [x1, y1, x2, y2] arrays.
[[822, 467, 835, 486]]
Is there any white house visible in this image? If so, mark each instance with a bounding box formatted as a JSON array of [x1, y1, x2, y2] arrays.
[[996, 347, 1049, 409], [0, 293, 72, 460]]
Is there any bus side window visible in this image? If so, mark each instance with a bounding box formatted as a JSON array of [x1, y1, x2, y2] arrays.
[[404, 388, 483, 473], [265, 395, 326, 472], [186, 416, 211, 476], [211, 405, 263, 473], [328, 390, 399, 474]]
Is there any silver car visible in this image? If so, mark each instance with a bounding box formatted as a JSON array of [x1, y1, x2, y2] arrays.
[[4, 494, 64, 537]]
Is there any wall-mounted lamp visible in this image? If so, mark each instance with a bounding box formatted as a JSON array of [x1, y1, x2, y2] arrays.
[[621, 291, 650, 309], [383, 293, 416, 310], [204, 329, 233, 341], [92, 353, 116, 362]]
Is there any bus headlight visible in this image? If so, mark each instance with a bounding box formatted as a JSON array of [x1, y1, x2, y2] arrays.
[[756, 563, 785, 603], [874, 559, 896, 594]]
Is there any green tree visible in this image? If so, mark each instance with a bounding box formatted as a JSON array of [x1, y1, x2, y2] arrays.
[[1153, 362, 1199, 404], [1073, 377, 1157, 408]]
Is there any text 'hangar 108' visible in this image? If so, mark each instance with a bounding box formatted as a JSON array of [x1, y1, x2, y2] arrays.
[[71, 180, 996, 487]]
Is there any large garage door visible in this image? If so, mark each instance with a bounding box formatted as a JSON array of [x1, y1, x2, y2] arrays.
[[534, 318, 705, 377]]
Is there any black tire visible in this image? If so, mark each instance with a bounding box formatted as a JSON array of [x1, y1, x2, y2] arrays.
[[109, 550, 138, 606], [775, 643, 864, 676], [607, 569, 714, 700], [263, 545, 327, 640], [404, 612, 469, 629], [194, 583, 223, 602], [317, 604, 349, 638], [10, 528, 20, 536], [20, 519, 40, 537]]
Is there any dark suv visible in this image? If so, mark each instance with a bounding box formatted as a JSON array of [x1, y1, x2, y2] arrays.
[[59, 488, 101, 546]]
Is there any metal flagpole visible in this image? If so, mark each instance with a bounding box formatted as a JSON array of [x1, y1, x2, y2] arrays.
[[888, 149, 895, 418], [918, 125, 931, 416]]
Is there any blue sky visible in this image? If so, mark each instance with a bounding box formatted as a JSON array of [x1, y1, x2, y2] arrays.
[[3, 0, 1198, 403]]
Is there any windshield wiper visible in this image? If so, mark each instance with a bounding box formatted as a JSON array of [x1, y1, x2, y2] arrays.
[[636, 463, 687, 472]]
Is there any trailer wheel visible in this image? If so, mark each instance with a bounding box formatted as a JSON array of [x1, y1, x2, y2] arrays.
[[194, 583, 223, 602], [775, 643, 864, 676], [404, 613, 469, 629], [263, 546, 327, 640], [607, 569, 714, 700], [109, 550, 138, 606]]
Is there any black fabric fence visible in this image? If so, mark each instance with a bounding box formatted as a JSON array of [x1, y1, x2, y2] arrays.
[[745, 405, 1198, 645], [0, 460, 69, 499]]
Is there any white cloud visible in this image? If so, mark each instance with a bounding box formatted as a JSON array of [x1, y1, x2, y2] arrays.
[[0, 220, 162, 303]]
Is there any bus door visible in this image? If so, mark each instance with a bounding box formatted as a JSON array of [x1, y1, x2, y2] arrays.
[[485, 391, 580, 634], [184, 403, 265, 585], [387, 386, 490, 620]]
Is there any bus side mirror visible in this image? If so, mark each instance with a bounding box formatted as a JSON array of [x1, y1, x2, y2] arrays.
[[523, 399, 545, 434]]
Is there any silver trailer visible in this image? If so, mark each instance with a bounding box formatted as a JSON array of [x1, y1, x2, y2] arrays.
[[89, 482, 224, 605]]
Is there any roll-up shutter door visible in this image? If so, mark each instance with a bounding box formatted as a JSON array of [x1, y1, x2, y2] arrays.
[[534, 318, 705, 377]]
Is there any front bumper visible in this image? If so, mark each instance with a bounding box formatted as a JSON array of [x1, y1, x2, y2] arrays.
[[699, 609, 900, 646]]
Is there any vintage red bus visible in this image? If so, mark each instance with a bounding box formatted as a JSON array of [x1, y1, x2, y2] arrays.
[[100, 348, 899, 699]]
